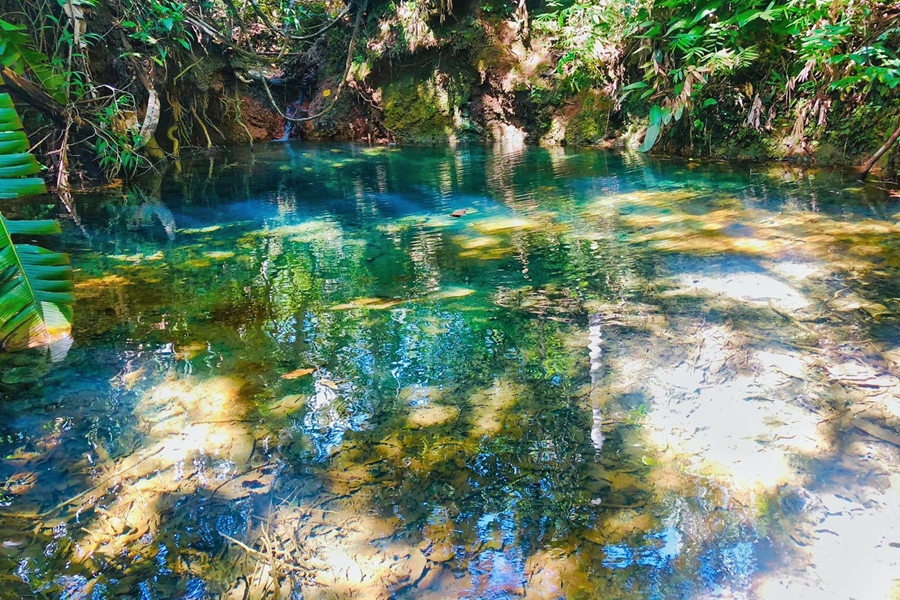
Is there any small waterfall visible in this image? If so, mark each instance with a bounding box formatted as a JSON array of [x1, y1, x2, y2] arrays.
[[279, 90, 305, 141], [279, 113, 292, 141]]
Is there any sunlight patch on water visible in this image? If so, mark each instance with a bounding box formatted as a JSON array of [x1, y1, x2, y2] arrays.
[[63, 375, 266, 571], [668, 271, 809, 312], [756, 440, 900, 600], [642, 324, 827, 492]]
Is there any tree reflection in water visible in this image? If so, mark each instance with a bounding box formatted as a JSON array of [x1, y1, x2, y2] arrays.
[[0, 144, 898, 598]]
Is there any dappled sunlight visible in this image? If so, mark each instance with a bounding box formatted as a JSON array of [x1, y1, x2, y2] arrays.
[[755, 431, 900, 600], [247, 218, 349, 248], [6, 147, 900, 598], [73, 274, 132, 298], [766, 259, 828, 284], [329, 287, 477, 311], [466, 379, 524, 437], [606, 192, 900, 289], [495, 285, 585, 321], [584, 189, 708, 214], [331, 297, 406, 310], [637, 323, 830, 493], [583, 237, 900, 598], [522, 549, 590, 599], [72, 377, 260, 559], [222, 495, 428, 599], [407, 404, 459, 429], [668, 271, 809, 312], [646, 381, 825, 491], [469, 215, 542, 235]]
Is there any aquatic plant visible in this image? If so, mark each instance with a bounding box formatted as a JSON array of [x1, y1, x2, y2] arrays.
[[0, 93, 74, 353]]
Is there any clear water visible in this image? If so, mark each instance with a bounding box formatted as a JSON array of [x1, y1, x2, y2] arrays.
[[2, 143, 900, 599]]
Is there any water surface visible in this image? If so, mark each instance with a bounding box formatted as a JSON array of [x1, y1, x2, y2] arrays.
[[2, 144, 900, 599]]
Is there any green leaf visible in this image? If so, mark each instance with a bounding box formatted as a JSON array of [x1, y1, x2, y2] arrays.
[[640, 123, 661, 152], [0, 178, 46, 197], [0, 131, 28, 154], [649, 104, 663, 126], [0, 93, 73, 353], [735, 9, 762, 27], [0, 153, 40, 177], [0, 24, 67, 104], [702, 98, 718, 108], [661, 107, 673, 126], [666, 18, 689, 35], [4, 219, 61, 235], [0, 20, 23, 32], [0, 107, 24, 131], [0, 218, 74, 352]]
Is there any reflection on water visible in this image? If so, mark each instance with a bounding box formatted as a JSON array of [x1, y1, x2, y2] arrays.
[[2, 144, 900, 599]]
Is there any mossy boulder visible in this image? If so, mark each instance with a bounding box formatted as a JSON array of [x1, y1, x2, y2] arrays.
[[381, 71, 472, 144], [564, 90, 614, 146]]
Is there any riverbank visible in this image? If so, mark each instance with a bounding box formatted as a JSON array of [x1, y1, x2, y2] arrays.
[[1, 0, 898, 186]]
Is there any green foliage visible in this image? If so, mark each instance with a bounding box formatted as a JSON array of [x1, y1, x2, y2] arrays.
[[120, 0, 194, 67], [0, 96, 45, 199], [828, 26, 900, 94], [0, 19, 67, 103], [536, 0, 900, 153], [92, 94, 149, 178], [0, 216, 74, 352], [535, 0, 646, 93], [0, 6, 149, 179], [0, 94, 74, 353]]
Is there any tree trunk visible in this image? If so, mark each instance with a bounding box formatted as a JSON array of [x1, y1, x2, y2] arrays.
[[0, 68, 72, 125], [860, 120, 900, 180]]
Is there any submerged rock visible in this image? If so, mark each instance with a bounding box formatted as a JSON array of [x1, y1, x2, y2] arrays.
[[407, 404, 459, 429]]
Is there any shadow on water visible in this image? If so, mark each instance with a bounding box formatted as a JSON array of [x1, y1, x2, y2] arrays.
[[1, 143, 900, 599]]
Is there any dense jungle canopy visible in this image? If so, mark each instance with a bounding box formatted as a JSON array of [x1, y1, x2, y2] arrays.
[[0, 0, 899, 190]]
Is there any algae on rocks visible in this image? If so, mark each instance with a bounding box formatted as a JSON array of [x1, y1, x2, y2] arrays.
[[381, 71, 475, 144], [563, 90, 614, 147]]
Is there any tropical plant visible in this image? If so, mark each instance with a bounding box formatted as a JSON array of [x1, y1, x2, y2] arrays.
[[0, 19, 67, 104], [0, 92, 74, 355], [628, 0, 900, 152], [534, 0, 900, 161]]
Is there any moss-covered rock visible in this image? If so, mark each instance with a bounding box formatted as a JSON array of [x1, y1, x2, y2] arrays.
[[563, 90, 613, 146], [381, 71, 473, 144]]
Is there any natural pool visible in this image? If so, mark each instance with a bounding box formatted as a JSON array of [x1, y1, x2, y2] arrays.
[[2, 143, 900, 599]]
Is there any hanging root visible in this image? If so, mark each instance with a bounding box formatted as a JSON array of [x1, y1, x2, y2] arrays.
[[190, 104, 214, 149], [135, 88, 161, 150], [55, 121, 72, 203], [259, 0, 367, 124], [166, 90, 183, 160], [233, 90, 255, 147]]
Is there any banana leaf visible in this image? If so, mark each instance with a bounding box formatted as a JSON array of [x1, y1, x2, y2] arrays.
[[0, 92, 74, 354], [0, 94, 44, 199]]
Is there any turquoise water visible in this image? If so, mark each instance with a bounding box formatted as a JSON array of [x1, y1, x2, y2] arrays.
[[2, 143, 900, 599]]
